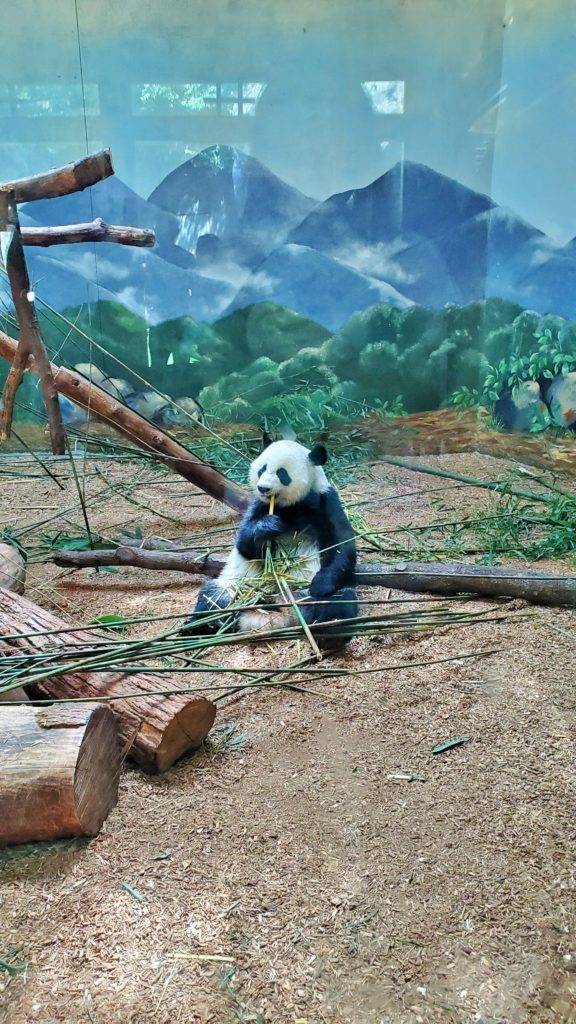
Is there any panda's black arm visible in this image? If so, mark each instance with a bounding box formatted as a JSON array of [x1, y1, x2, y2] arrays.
[[310, 488, 357, 597], [236, 499, 283, 560]]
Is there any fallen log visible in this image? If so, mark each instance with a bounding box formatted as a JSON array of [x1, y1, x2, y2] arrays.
[[355, 561, 576, 608], [54, 545, 224, 576], [0, 588, 217, 773], [0, 149, 114, 204], [0, 328, 249, 513], [53, 546, 576, 608], [21, 218, 155, 248], [0, 702, 122, 845]]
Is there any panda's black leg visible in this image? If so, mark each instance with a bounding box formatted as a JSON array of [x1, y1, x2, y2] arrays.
[[182, 579, 237, 635], [299, 586, 358, 649]]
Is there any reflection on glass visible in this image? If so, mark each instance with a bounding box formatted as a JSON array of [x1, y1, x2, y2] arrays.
[[132, 82, 266, 117], [9, 82, 99, 117], [362, 81, 405, 114]]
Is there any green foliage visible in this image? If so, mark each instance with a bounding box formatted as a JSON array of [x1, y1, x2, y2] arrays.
[[42, 301, 150, 379], [447, 385, 481, 409], [481, 321, 576, 403], [36, 531, 112, 555], [215, 302, 329, 364], [7, 288, 576, 434]]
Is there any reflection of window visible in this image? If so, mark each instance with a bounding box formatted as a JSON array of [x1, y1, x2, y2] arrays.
[[133, 82, 266, 116], [362, 81, 404, 114], [9, 83, 99, 117]]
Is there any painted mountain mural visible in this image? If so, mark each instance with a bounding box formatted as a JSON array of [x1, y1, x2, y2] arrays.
[[17, 145, 576, 328]]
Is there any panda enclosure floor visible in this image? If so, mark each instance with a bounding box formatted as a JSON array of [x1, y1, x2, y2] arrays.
[[0, 444, 575, 1024]]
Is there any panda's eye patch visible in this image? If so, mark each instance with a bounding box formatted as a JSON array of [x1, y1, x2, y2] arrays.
[[257, 465, 266, 477], [276, 467, 292, 486]]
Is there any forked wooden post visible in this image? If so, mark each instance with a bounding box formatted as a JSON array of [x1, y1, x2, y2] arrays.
[[0, 190, 66, 452], [0, 148, 156, 454]]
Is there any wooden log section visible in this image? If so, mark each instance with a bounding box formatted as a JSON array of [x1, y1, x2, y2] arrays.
[[0, 327, 249, 513], [355, 561, 576, 608], [0, 542, 26, 594], [0, 703, 122, 845], [22, 218, 155, 248], [0, 588, 217, 774], [0, 149, 114, 204], [0, 192, 66, 452], [53, 546, 576, 608]]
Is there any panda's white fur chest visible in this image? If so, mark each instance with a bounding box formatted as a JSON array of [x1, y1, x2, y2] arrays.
[[216, 439, 329, 631], [218, 532, 320, 593]]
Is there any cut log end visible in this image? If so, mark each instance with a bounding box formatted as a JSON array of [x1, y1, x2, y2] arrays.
[[143, 697, 217, 774], [74, 704, 123, 835], [0, 703, 122, 846]]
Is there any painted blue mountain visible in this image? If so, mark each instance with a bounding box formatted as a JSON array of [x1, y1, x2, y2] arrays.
[[22, 175, 194, 269], [14, 150, 576, 328], [149, 144, 317, 266], [24, 244, 236, 324], [223, 243, 413, 332], [285, 160, 576, 317], [289, 160, 495, 253]]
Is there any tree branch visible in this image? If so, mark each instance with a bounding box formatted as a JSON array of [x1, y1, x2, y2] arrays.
[[0, 192, 66, 453], [0, 150, 114, 204], [21, 218, 155, 248]]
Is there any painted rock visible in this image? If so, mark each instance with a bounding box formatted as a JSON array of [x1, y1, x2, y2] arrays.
[[73, 362, 107, 385], [59, 395, 89, 426], [494, 380, 550, 433], [543, 372, 576, 429], [126, 390, 203, 426], [100, 377, 136, 401]]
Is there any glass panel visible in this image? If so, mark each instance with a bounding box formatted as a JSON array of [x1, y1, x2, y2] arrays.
[[13, 82, 99, 116]]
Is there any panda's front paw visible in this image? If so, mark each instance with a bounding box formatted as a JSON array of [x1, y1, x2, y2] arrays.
[[255, 514, 284, 543], [308, 572, 335, 599]]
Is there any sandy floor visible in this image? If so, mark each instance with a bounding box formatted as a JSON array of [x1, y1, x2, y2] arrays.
[[0, 445, 575, 1024]]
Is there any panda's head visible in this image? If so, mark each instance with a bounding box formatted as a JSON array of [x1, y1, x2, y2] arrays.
[[249, 435, 329, 507]]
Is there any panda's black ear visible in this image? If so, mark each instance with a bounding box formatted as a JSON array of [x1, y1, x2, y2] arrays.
[[261, 430, 273, 451], [309, 444, 328, 466]]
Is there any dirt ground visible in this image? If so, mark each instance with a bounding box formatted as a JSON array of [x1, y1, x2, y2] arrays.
[[0, 442, 575, 1024]]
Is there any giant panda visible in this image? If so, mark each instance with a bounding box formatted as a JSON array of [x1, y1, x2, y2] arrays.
[[186, 434, 358, 641]]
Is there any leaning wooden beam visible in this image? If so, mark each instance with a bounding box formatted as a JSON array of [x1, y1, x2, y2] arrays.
[[0, 703, 122, 845], [0, 149, 114, 204], [53, 546, 576, 608], [0, 192, 66, 452], [0, 588, 217, 774], [21, 218, 155, 248], [0, 328, 249, 512]]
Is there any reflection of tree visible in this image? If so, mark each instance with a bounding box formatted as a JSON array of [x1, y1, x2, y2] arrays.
[[135, 82, 266, 117]]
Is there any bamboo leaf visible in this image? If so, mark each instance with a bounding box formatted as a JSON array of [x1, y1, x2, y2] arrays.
[[431, 737, 470, 755]]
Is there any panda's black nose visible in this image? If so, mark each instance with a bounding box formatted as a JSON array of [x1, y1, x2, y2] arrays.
[[258, 484, 271, 495]]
